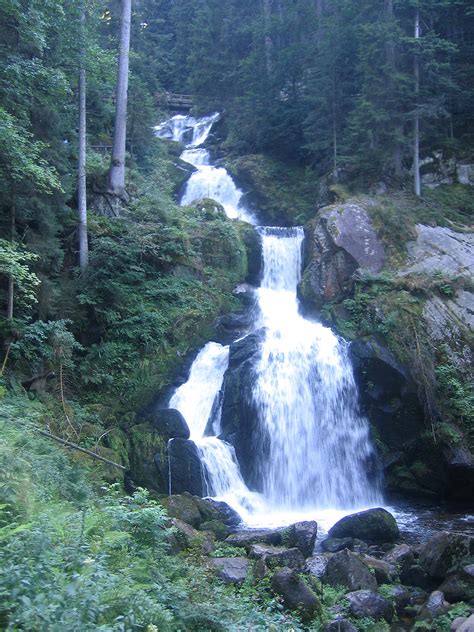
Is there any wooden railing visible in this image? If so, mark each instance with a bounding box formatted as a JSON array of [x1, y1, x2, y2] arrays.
[[156, 92, 194, 110]]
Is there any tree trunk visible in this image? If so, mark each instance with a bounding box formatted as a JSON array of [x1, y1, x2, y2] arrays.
[[262, 0, 273, 77], [78, 1, 89, 268], [107, 0, 132, 204], [385, 0, 403, 177], [7, 205, 15, 320], [414, 6, 421, 197], [316, 0, 324, 48]]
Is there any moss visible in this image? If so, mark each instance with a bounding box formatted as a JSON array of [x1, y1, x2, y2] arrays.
[[226, 153, 320, 225]]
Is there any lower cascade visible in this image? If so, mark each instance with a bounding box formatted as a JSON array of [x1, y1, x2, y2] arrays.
[[160, 113, 383, 527]]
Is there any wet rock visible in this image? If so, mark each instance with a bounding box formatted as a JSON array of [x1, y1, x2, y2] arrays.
[[457, 615, 474, 631], [150, 408, 190, 440], [200, 520, 230, 541], [168, 518, 214, 554], [219, 330, 265, 487], [328, 508, 399, 544], [167, 438, 205, 496], [161, 494, 203, 528], [284, 521, 318, 557], [202, 498, 242, 527], [224, 528, 283, 548], [382, 584, 412, 615], [208, 557, 249, 585], [321, 537, 354, 553], [438, 564, 474, 603], [305, 555, 329, 579], [360, 554, 397, 584], [301, 202, 385, 309], [345, 589, 394, 623], [271, 567, 321, 622], [416, 590, 450, 622], [400, 564, 434, 591], [322, 618, 358, 632], [419, 532, 474, 579], [248, 544, 304, 569], [384, 543, 415, 574], [324, 549, 377, 591]]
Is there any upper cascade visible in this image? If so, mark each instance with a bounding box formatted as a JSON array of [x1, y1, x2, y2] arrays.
[[155, 113, 256, 224]]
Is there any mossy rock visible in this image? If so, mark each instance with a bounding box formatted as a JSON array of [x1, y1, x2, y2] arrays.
[[127, 422, 167, 492], [328, 508, 399, 544], [200, 520, 230, 541]]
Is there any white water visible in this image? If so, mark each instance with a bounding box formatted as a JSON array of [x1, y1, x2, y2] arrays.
[[155, 113, 256, 224], [158, 113, 382, 529]]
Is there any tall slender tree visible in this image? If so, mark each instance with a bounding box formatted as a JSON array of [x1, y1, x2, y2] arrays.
[[78, 0, 89, 268], [414, 3, 421, 196], [107, 0, 132, 208]]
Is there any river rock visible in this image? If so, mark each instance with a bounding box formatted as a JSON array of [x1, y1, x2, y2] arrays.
[[305, 555, 329, 578], [168, 518, 214, 554], [202, 498, 242, 527], [301, 201, 385, 309], [328, 508, 399, 544], [322, 618, 358, 632], [161, 493, 203, 528], [248, 544, 304, 569], [324, 549, 377, 591], [438, 564, 474, 603], [167, 438, 205, 496], [285, 520, 318, 557], [416, 590, 450, 622], [384, 543, 415, 574], [345, 590, 394, 623], [400, 564, 434, 591], [457, 615, 474, 631], [224, 528, 283, 548], [271, 567, 321, 622], [360, 554, 398, 584], [419, 532, 474, 579], [208, 557, 249, 585], [321, 537, 354, 553], [150, 408, 190, 440]]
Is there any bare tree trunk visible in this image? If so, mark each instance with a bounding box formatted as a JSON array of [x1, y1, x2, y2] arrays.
[[332, 73, 338, 178], [384, 0, 403, 177], [78, 1, 89, 268], [414, 6, 421, 197], [7, 205, 15, 320], [262, 0, 273, 77], [107, 0, 132, 204], [316, 0, 324, 48]]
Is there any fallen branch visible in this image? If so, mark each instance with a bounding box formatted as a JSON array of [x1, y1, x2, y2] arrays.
[[36, 429, 126, 471]]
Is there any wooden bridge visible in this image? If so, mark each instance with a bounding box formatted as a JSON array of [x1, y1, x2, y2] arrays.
[[155, 92, 194, 110]]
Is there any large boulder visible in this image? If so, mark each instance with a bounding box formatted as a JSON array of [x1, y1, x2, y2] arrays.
[[208, 557, 249, 585], [167, 438, 205, 496], [127, 422, 167, 492], [248, 544, 305, 569], [301, 201, 385, 309], [219, 330, 265, 486], [202, 498, 242, 527], [345, 590, 394, 623], [271, 567, 321, 622], [383, 543, 416, 574], [419, 532, 474, 579], [224, 528, 283, 548], [324, 549, 378, 591], [284, 521, 318, 558], [150, 408, 190, 440], [328, 508, 399, 544]]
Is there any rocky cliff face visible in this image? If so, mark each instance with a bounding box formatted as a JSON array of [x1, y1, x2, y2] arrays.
[[301, 198, 473, 501]]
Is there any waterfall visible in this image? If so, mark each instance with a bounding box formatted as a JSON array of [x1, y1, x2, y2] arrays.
[[253, 227, 381, 509], [155, 112, 256, 224], [158, 112, 382, 528]]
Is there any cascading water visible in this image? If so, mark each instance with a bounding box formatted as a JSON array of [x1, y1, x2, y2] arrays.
[[155, 113, 256, 223], [253, 227, 381, 509], [158, 112, 382, 529]]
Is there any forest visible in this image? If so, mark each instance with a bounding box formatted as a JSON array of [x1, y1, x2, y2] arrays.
[[0, 1, 473, 630]]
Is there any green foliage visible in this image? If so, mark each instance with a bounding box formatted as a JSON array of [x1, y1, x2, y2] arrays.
[[0, 240, 40, 310], [211, 544, 243, 558], [436, 359, 474, 438], [0, 398, 304, 630]]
